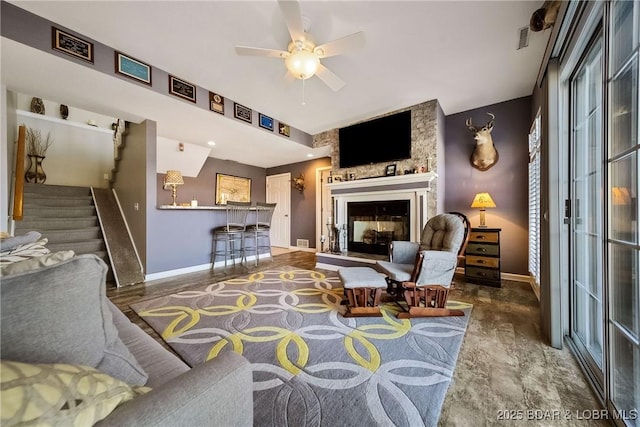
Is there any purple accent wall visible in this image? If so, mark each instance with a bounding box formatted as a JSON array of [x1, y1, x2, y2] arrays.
[[444, 96, 531, 275], [267, 157, 331, 248]]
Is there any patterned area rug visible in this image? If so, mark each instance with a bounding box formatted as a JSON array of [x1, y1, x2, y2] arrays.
[[130, 266, 472, 427]]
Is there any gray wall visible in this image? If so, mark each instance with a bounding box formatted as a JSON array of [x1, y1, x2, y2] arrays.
[[156, 157, 266, 207], [267, 157, 331, 247], [113, 120, 155, 272], [444, 96, 531, 275], [143, 157, 266, 274]]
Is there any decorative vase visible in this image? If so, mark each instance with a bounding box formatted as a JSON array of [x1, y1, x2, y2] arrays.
[[30, 97, 45, 115], [25, 155, 47, 184]]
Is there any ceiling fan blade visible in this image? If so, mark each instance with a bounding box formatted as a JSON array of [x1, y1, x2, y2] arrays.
[[278, 0, 305, 42], [315, 63, 346, 92], [314, 31, 365, 58], [235, 46, 288, 58]]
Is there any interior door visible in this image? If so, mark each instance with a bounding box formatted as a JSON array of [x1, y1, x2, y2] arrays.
[[266, 173, 291, 248]]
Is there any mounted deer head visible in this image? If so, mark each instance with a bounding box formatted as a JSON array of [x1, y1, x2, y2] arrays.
[[466, 112, 499, 171]]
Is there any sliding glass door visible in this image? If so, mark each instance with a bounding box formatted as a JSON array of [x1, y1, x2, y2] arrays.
[[559, 2, 640, 423], [608, 0, 640, 420], [569, 31, 605, 390]]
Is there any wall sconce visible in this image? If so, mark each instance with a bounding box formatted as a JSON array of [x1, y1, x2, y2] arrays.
[[293, 174, 305, 193], [164, 170, 184, 206], [471, 192, 496, 228]]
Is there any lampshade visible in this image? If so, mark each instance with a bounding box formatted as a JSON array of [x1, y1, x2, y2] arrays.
[[165, 170, 184, 185], [612, 187, 631, 205], [471, 192, 496, 209], [285, 49, 320, 80]]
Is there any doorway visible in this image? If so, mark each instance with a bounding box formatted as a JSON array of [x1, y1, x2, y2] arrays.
[[266, 173, 291, 248], [315, 166, 332, 251]]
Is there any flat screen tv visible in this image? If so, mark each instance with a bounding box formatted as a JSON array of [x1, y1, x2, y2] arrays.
[[338, 110, 412, 168]]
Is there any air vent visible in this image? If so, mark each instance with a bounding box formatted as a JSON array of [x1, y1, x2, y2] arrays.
[[517, 26, 530, 50], [296, 239, 309, 248]]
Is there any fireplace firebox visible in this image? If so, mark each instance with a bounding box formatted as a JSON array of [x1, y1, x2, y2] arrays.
[[347, 200, 410, 255]]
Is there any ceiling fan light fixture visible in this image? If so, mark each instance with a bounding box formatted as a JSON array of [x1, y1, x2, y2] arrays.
[[285, 49, 319, 79]]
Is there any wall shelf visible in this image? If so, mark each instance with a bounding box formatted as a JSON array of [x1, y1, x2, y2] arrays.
[[16, 110, 113, 135]]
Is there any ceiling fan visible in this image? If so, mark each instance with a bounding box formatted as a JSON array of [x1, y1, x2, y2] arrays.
[[235, 0, 365, 92]]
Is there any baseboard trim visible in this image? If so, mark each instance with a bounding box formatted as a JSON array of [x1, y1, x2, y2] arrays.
[[145, 254, 268, 282], [501, 272, 531, 283], [456, 267, 533, 285], [290, 246, 317, 253]]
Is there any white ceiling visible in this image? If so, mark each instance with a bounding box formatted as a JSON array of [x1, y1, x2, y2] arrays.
[[2, 1, 551, 168]]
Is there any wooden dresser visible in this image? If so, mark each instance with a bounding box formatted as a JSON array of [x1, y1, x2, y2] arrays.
[[464, 227, 501, 287]]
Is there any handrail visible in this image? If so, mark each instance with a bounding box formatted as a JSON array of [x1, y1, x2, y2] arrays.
[[12, 125, 26, 221]]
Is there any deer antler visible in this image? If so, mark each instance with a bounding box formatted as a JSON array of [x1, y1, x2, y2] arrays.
[[465, 117, 477, 132], [486, 112, 495, 128]]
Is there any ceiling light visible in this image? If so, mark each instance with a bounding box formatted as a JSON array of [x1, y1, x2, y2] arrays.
[[307, 154, 313, 158], [285, 49, 319, 80], [208, 141, 216, 146]]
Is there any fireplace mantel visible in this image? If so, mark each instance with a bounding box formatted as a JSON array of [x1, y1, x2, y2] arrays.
[[327, 172, 437, 192], [327, 172, 438, 244]]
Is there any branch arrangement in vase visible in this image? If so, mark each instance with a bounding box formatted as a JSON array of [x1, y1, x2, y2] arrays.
[[26, 128, 54, 157]]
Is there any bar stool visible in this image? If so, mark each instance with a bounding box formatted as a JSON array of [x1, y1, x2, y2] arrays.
[[243, 202, 276, 266], [211, 201, 250, 269]]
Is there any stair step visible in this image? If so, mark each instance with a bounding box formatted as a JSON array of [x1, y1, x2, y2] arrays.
[[16, 217, 99, 231], [23, 183, 91, 197], [39, 227, 103, 244], [23, 196, 94, 207], [47, 239, 105, 255], [23, 206, 96, 218]]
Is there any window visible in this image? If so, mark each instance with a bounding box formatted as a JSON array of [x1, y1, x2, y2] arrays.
[[528, 110, 541, 292]]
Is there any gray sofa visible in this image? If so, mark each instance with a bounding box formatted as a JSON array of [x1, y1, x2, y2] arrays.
[[1, 254, 253, 426]]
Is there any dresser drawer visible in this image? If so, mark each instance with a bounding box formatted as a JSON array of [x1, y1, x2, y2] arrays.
[[465, 255, 500, 268], [469, 231, 499, 243], [466, 242, 499, 256], [465, 266, 501, 281]]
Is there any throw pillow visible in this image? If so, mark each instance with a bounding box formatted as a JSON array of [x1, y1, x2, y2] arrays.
[[0, 231, 41, 251], [0, 238, 50, 265], [0, 254, 149, 386], [0, 250, 75, 276], [0, 360, 150, 427]]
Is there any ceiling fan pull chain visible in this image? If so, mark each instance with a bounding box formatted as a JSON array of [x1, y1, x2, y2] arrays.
[[301, 78, 306, 106]]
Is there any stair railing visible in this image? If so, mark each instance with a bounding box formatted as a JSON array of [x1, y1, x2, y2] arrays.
[[12, 125, 26, 222]]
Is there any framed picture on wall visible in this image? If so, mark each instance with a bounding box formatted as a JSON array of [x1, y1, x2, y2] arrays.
[[115, 51, 152, 85], [52, 27, 94, 63], [215, 173, 252, 205], [169, 75, 197, 103]]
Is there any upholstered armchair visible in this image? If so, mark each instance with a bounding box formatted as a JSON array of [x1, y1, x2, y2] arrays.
[[376, 213, 466, 317]]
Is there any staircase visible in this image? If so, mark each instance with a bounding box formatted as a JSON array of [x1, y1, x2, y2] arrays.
[[16, 183, 108, 262], [15, 183, 145, 286]]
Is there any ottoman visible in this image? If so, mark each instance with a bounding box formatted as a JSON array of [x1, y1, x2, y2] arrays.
[[338, 267, 388, 317]]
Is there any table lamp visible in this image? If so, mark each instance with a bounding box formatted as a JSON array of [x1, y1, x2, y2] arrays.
[[471, 192, 496, 228], [164, 170, 184, 206]]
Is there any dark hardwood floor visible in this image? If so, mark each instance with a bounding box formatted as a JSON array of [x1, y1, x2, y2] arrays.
[[108, 251, 606, 426]]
